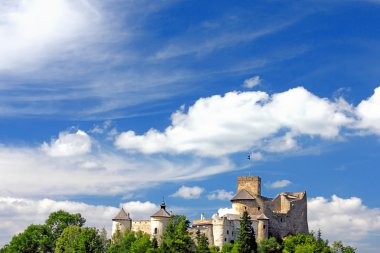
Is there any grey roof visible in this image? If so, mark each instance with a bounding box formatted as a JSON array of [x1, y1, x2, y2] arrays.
[[151, 201, 171, 218], [231, 189, 255, 201], [112, 207, 131, 221], [257, 214, 269, 220]]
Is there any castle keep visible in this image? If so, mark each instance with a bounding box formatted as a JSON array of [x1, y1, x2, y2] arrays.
[[112, 176, 308, 249]]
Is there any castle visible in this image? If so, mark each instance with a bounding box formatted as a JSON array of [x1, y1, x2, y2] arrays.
[[112, 176, 308, 248]]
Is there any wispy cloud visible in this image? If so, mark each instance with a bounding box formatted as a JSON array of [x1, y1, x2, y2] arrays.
[[265, 180, 292, 189], [171, 186, 204, 199]]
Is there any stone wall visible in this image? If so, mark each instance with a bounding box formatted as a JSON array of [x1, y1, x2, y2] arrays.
[[237, 176, 261, 196], [132, 220, 151, 234]]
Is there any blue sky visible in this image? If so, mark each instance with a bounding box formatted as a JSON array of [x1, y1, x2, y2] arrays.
[[1, 0, 380, 252]]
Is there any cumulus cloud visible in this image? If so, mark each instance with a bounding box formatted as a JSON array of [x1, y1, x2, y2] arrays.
[[308, 195, 380, 244], [265, 180, 292, 189], [243, 75, 261, 88], [0, 196, 158, 246], [171, 186, 204, 199], [0, 0, 101, 71], [41, 130, 92, 157], [116, 87, 353, 157], [355, 87, 380, 135], [207, 189, 234, 200]]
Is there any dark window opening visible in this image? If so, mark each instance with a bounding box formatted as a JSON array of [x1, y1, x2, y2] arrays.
[[280, 218, 283, 222], [258, 207, 261, 211], [154, 228, 157, 234], [224, 238, 227, 242], [232, 231, 234, 236], [263, 225, 266, 229], [244, 206, 247, 210], [227, 230, 229, 234]]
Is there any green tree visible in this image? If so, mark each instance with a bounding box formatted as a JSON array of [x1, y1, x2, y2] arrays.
[[55, 226, 104, 253], [237, 210, 257, 253], [332, 241, 356, 253], [222, 242, 234, 253], [160, 215, 195, 253], [45, 210, 86, 242], [257, 237, 282, 253], [5, 224, 54, 253], [283, 233, 332, 253], [195, 229, 210, 253]]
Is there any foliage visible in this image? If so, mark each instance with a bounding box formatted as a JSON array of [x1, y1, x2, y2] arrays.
[[160, 215, 195, 253], [45, 210, 86, 242], [257, 237, 282, 253], [283, 232, 332, 253], [107, 229, 158, 253], [4, 224, 54, 253], [332, 241, 356, 253], [195, 229, 210, 253], [55, 225, 105, 253], [237, 210, 257, 253]]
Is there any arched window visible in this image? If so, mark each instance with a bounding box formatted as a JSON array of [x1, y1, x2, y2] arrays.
[[154, 228, 158, 234], [258, 207, 261, 211]]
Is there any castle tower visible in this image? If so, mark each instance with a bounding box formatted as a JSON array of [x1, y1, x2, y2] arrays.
[[112, 207, 132, 236], [150, 200, 171, 243], [257, 214, 269, 241], [231, 176, 262, 215], [237, 176, 261, 196]]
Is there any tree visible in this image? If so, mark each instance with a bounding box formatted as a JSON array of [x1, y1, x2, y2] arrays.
[[258, 237, 282, 253], [237, 210, 257, 253], [55, 226, 104, 253], [283, 233, 332, 253], [160, 215, 195, 253], [5, 224, 54, 253], [332, 241, 356, 253], [195, 229, 210, 253], [45, 210, 86, 242]]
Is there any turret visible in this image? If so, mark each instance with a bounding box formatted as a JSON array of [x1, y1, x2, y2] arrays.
[[112, 207, 132, 236], [257, 214, 269, 241], [150, 200, 171, 243]]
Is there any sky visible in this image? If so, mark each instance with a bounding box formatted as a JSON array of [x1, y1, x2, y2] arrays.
[[0, 0, 380, 251]]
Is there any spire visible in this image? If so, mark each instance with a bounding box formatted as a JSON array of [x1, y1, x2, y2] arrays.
[[161, 197, 166, 210], [151, 198, 171, 218]]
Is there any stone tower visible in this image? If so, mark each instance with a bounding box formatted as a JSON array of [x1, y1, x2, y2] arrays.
[[237, 176, 261, 196], [150, 200, 171, 243], [112, 207, 132, 236], [257, 214, 269, 241]]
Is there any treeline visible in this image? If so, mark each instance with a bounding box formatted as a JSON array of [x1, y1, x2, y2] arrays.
[[0, 210, 355, 253]]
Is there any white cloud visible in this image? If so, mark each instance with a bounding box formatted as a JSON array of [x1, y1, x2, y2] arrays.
[[265, 180, 292, 189], [308, 195, 380, 245], [243, 75, 261, 88], [215, 207, 239, 218], [0, 196, 158, 246], [249, 152, 264, 161], [207, 189, 234, 200], [356, 87, 380, 135], [171, 186, 204, 199], [0, 0, 101, 71], [0, 143, 232, 197], [41, 130, 92, 157], [116, 87, 353, 157], [122, 201, 159, 220]]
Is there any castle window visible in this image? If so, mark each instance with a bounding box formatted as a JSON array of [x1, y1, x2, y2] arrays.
[[227, 230, 229, 235], [224, 238, 227, 242], [263, 225, 266, 229], [232, 231, 234, 236], [280, 218, 283, 222], [244, 207, 247, 210], [154, 228, 157, 234], [258, 207, 261, 211]]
